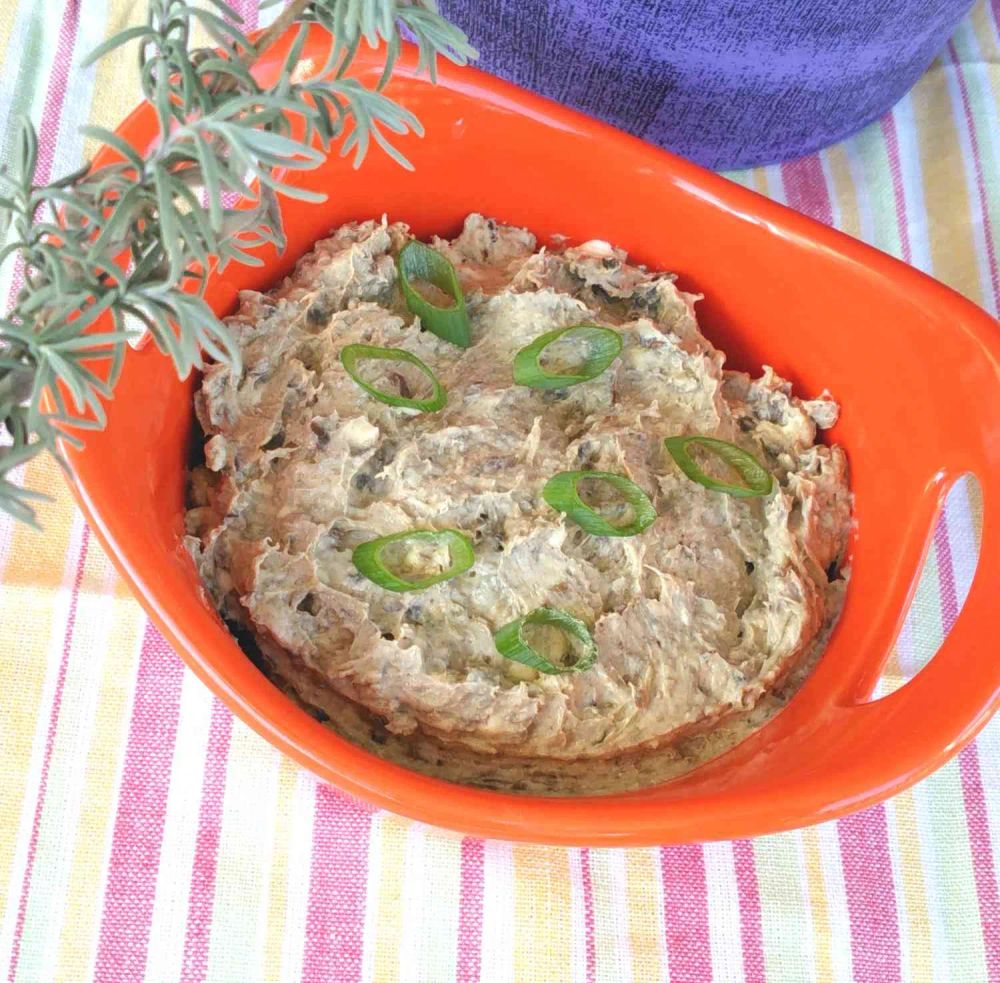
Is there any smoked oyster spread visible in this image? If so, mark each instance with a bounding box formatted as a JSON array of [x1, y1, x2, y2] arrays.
[[186, 214, 851, 794]]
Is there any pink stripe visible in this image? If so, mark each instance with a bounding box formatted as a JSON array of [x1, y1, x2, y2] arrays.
[[936, 516, 1000, 978], [879, 115, 913, 265], [6, 524, 89, 983], [231, 0, 260, 28], [660, 844, 712, 983], [91, 622, 185, 982], [732, 839, 766, 981], [780, 155, 835, 226], [301, 784, 373, 983], [579, 849, 597, 983], [178, 699, 233, 983], [946, 39, 1000, 312], [455, 838, 485, 983], [838, 807, 902, 983]]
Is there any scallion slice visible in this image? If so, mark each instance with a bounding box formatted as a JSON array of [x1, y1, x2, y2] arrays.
[[352, 529, 475, 592], [397, 240, 472, 348], [512, 324, 622, 390], [542, 469, 657, 537], [664, 435, 773, 498], [340, 343, 446, 413], [493, 607, 597, 675]]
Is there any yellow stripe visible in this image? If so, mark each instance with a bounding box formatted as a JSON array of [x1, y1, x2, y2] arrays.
[[512, 845, 573, 983], [371, 813, 409, 983], [0, 0, 20, 70], [800, 828, 834, 982], [910, 60, 984, 306], [625, 848, 666, 981], [82, 0, 147, 159], [824, 144, 863, 241], [966, 476, 984, 542], [891, 791, 935, 982], [0, 457, 78, 909], [262, 754, 299, 981], [971, 2, 1000, 60], [52, 589, 145, 979]]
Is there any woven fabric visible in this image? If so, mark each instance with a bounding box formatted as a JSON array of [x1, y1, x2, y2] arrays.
[[438, 0, 977, 169], [0, 2, 996, 981]]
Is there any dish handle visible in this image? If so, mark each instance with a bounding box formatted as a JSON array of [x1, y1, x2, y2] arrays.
[[835, 471, 999, 780]]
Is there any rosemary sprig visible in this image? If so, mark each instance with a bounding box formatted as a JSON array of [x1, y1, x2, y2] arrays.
[[0, 0, 474, 527]]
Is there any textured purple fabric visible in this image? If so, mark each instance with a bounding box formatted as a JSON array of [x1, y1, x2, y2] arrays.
[[440, 0, 975, 169]]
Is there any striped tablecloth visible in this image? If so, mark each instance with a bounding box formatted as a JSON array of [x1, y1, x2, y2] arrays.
[[0, 2, 996, 981]]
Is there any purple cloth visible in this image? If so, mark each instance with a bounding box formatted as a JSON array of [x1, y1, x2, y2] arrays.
[[440, 0, 974, 169]]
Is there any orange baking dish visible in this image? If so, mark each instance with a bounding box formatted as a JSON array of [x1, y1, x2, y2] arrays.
[[65, 27, 1000, 846]]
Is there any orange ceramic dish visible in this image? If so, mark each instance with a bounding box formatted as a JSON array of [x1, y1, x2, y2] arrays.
[[65, 27, 1000, 846]]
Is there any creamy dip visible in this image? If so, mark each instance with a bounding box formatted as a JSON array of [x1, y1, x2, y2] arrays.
[[186, 214, 850, 792]]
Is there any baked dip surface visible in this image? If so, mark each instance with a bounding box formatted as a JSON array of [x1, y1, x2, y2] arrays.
[[186, 214, 850, 793]]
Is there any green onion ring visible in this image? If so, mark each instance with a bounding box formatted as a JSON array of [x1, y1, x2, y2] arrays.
[[352, 529, 475, 592], [542, 469, 657, 537], [512, 324, 622, 390], [340, 343, 446, 413], [493, 607, 597, 675], [397, 240, 472, 348], [664, 435, 774, 498]]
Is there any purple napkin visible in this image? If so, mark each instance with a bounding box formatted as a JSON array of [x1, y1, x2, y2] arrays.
[[441, 0, 974, 169]]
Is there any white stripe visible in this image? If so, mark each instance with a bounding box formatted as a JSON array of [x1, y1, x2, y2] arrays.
[[589, 849, 632, 983], [397, 822, 427, 983], [816, 821, 855, 983], [944, 478, 981, 606], [892, 93, 933, 274], [415, 826, 461, 982], [940, 56, 998, 316], [0, 464, 25, 580], [142, 671, 215, 983], [359, 812, 385, 983], [278, 769, 315, 983], [651, 848, 670, 980], [0, 0, 68, 149], [763, 164, 787, 206], [479, 840, 515, 983], [0, 0, 107, 317], [567, 849, 590, 983], [702, 841, 743, 983], [205, 725, 281, 983], [0, 512, 85, 976], [25, 564, 117, 982], [0, 0, 70, 305], [970, 718, 1000, 902]]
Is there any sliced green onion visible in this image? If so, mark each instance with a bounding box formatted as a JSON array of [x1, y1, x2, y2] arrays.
[[493, 607, 597, 675], [513, 324, 622, 390], [664, 435, 773, 498], [542, 470, 657, 537], [340, 343, 446, 413], [352, 529, 475, 592], [397, 240, 472, 348]]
